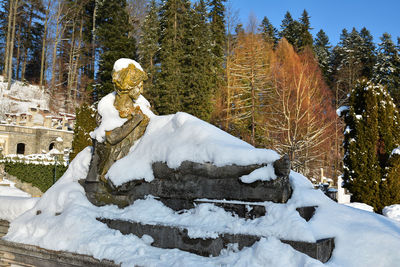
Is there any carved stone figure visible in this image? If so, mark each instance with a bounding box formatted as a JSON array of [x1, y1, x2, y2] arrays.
[[84, 60, 149, 204], [112, 63, 148, 120]]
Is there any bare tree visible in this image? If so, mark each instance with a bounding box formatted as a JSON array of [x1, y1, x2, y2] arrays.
[[127, 0, 148, 41], [216, 0, 239, 130], [39, 0, 52, 91], [267, 39, 336, 177], [227, 32, 273, 146]]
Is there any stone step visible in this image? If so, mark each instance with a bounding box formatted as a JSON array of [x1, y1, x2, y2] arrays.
[[160, 198, 317, 221], [0, 221, 9, 238], [97, 218, 334, 263], [0, 239, 119, 267]]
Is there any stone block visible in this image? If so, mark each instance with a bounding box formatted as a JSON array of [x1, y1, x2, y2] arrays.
[[97, 218, 334, 263], [86, 160, 292, 208], [296, 206, 317, 222], [0, 239, 119, 267]]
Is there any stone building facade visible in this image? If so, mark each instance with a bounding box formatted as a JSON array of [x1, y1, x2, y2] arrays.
[[0, 108, 75, 156]]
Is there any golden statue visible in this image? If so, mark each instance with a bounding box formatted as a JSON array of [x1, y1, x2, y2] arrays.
[[84, 59, 150, 205]]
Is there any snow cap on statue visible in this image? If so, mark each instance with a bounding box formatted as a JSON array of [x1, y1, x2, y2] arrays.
[[113, 58, 143, 72]]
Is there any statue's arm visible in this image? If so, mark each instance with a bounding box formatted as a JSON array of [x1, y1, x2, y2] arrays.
[[105, 113, 143, 145]]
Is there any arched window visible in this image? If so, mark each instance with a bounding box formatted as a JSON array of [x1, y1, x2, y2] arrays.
[[16, 143, 25, 155], [49, 142, 55, 151]]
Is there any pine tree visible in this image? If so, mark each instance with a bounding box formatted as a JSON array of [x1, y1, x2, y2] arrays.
[[259, 16, 277, 45], [381, 151, 400, 209], [314, 29, 331, 81], [181, 0, 213, 121], [299, 9, 313, 49], [376, 86, 400, 211], [208, 0, 226, 99], [359, 27, 376, 79], [343, 79, 400, 212], [156, 0, 189, 114], [330, 28, 364, 105], [343, 79, 381, 210], [279, 11, 302, 51], [373, 33, 400, 106], [138, 0, 160, 109], [96, 0, 137, 99], [70, 103, 97, 162]]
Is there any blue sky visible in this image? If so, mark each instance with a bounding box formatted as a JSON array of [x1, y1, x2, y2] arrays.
[[229, 0, 400, 45]]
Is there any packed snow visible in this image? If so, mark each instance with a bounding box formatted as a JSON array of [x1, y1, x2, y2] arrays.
[[383, 204, 400, 222], [2, 92, 400, 266]]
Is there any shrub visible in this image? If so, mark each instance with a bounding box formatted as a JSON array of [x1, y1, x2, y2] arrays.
[[3, 161, 67, 192]]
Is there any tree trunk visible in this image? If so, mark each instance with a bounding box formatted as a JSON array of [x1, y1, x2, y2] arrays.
[[67, 19, 76, 113], [7, 0, 19, 91], [3, 0, 13, 79], [40, 0, 51, 91], [50, 1, 64, 105], [21, 8, 34, 81], [72, 18, 84, 107], [15, 23, 21, 80], [91, 1, 97, 79]]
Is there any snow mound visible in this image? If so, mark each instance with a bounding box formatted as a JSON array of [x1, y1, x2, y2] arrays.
[[383, 204, 400, 222]]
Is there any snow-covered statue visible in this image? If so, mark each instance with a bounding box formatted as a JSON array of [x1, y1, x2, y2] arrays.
[[84, 59, 150, 201], [83, 58, 291, 210]]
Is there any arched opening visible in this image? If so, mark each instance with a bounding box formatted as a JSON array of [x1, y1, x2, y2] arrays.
[[49, 142, 55, 151], [16, 143, 25, 155]]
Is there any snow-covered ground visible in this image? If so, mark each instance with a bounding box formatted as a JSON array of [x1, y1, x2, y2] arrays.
[[0, 178, 31, 198], [0, 178, 39, 221], [1, 89, 400, 266], [0, 75, 49, 114]]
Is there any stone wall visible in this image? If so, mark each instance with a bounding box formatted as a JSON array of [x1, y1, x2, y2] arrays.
[[0, 125, 73, 156]]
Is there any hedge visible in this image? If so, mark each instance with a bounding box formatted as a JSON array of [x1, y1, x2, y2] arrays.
[[3, 161, 67, 192]]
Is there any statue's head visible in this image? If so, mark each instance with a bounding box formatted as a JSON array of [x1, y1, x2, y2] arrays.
[[112, 59, 147, 100]]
